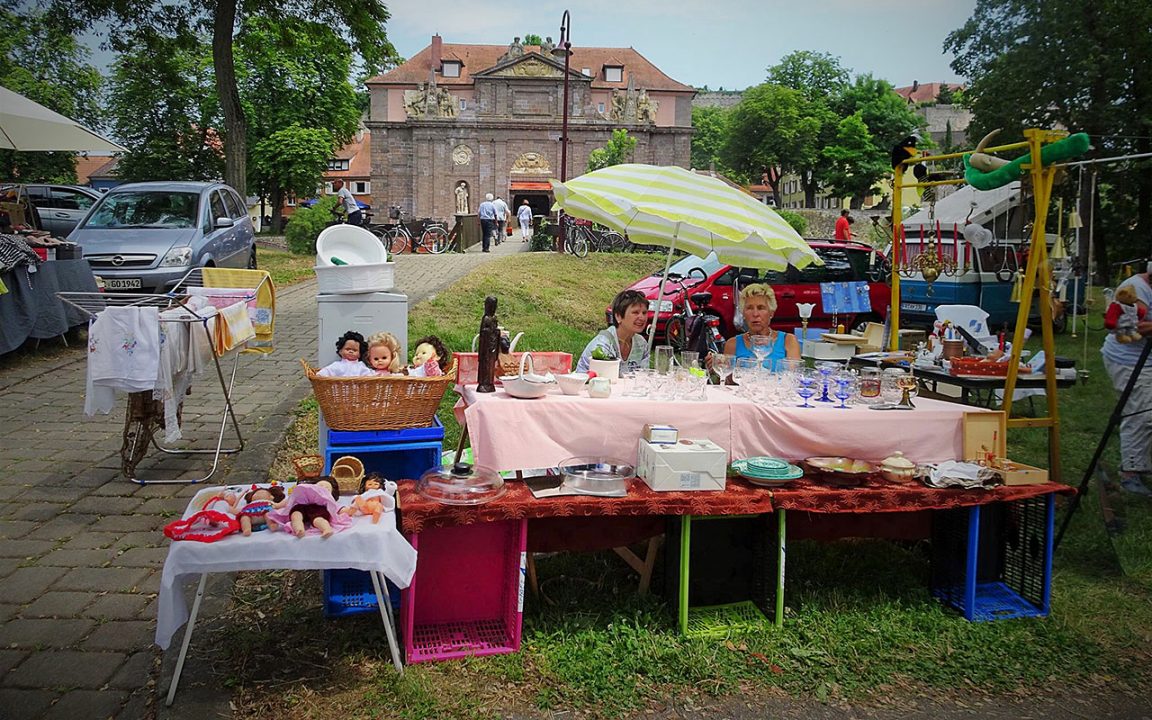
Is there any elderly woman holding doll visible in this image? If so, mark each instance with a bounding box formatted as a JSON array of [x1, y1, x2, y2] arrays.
[[576, 290, 650, 373]]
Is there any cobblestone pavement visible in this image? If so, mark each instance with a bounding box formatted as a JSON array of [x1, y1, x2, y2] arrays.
[[0, 239, 529, 719]]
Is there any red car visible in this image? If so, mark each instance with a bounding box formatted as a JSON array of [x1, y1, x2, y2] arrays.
[[620, 240, 891, 341]]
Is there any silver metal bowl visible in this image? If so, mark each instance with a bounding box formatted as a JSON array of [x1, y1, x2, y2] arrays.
[[558, 457, 635, 496]]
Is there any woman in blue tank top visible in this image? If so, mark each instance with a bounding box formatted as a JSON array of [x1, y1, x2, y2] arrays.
[[721, 283, 800, 370]]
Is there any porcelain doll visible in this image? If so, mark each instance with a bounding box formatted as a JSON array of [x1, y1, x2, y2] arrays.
[[317, 331, 373, 377], [407, 335, 449, 377], [233, 482, 286, 536], [340, 472, 397, 524], [365, 331, 404, 375], [266, 476, 352, 539]]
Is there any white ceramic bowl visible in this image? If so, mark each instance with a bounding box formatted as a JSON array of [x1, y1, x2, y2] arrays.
[[316, 225, 388, 266], [499, 375, 552, 399], [555, 372, 589, 395]]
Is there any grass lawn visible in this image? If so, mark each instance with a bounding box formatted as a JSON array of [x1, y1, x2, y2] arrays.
[[257, 246, 316, 287], [229, 253, 1152, 719]]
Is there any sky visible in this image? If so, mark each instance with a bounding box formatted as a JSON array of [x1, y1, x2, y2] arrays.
[[380, 0, 978, 90]]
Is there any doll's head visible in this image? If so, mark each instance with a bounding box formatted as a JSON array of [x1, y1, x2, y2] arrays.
[[365, 332, 403, 372], [336, 331, 367, 362], [302, 475, 340, 501], [360, 472, 386, 493], [1115, 285, 1139, 306], [245, 483, 285, 504], [412, 335, 450, 370]]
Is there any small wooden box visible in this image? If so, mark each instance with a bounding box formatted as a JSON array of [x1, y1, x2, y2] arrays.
[[994, 461, 1049, 486], [962, 411, 1007, 463]]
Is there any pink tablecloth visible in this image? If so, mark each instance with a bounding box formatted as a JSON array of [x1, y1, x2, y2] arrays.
[[458, 383, 986, 473]]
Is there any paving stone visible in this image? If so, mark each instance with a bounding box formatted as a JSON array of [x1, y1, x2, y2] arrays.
[[0, 538, 58, 559], [0, 604, 19, 623], [38, 547, 120, 568], [91, 514, 166, 533], [83, 620, 154, 652], [0, 566, 68, 604], [0, 688, 58, 720], [112, 532, 167, 550], [0, 520, 38, 539], [87, 481, 144, 497], [68, 467, 122, 486], [1, 650, 125, 690], [23, 514, 100, 541], [57, 533, 120, 551], [0, 557, 21, 578], [42, 688, 130, 720], [83, 593, 150, 620], [106, 650, 157, 692], [66, 495, 146, 516], [0, 648, 29, 677], [135, 572, 161, 594], [0, 484, 31, 502], [0, 618, 95, 648], [114, 547, 169, 568], [15, 486, 91, 504], [136, 497, 187, 515], [7, 502, 70, 522], [55, 566, 152, 593], [21, 591, 93, 618]]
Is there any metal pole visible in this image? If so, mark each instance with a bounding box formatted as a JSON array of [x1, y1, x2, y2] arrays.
[[557, 10, 571, 254]]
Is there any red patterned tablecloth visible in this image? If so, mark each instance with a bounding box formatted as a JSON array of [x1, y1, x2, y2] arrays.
[[397, 477, 776, 534], [769, 479, 1074, 513]]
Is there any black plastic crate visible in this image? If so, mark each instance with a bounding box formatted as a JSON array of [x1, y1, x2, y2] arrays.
[[930, 495, 1054, 622]]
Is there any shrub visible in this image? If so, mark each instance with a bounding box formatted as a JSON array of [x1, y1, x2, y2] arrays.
[[773, 207, 807, 236], [530, 218, 555, 252], [286, 196, 339, 255]]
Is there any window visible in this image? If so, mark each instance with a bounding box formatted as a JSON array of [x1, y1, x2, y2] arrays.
[[794, 248, 856, 283], [442, 61, 461, 78], [582, 67, 592, 77], [353, 181, 370, 194], [222, 190, 245, 219], [976, 245, 1018, 274], [286, 196, 297, 207], [324, 182, 334, 194], [597, 102, 605, 113], [459, 99, 467, 110], [86, 191, 199, 229], [209, 191, 229, 224], [326, 159, 349, 171], [604, 66, 623, 82]]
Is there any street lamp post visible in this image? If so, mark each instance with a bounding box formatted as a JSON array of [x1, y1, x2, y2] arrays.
[[552, 10, 571, 253]]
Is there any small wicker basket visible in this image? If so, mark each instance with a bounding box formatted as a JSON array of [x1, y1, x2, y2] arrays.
[[292, 454, 325, 480], [330, 456, 365, 495], [302, 358, 457, 431]]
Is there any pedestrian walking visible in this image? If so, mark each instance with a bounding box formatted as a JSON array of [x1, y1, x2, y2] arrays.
[[517, 200, 533, 241], [478, 194, 497, 252], [493, 196, 510, 245]]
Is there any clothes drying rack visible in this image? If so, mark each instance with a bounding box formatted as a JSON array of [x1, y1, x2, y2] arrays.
[[58, 268, 268, 485]]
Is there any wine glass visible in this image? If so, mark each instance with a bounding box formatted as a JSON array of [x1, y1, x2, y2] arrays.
[[833, 370, 855, 409], [815, 361, 837, 403], [796, 368, 818, 408], [710, 353, 733, 386], [749, 334, 772, 368], [732, 357, 757, 397]]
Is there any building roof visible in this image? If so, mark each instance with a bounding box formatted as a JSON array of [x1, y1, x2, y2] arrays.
[[327, 130, 371, 180], [74, 155, 115, 184], [369, 40, 694, 93], [893, 82, 963, 104], [88, 156, 121, 179]]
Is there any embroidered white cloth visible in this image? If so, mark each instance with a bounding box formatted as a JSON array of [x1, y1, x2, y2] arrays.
[[156, 483, 417, 650], [85, 306, 161, 416]]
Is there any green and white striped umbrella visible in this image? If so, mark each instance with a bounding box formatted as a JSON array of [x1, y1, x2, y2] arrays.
[[550, 163, 818, 270]]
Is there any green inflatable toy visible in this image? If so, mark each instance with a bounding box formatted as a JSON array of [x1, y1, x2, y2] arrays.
[[963, 132, 1091, 191]]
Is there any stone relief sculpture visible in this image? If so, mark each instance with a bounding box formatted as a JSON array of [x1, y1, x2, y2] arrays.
[[608, 83, 657, 124], [637, 89, 658, 124], [510, 151, 551, 175], [455, 182, 470, 214], [452, 144, 473, 165], [403, 83, 459, 119]]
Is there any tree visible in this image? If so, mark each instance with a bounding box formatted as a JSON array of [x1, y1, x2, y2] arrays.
[[690, 105, 731, 174], [818, 113, 888, 207], [945, 0, 1152, 275], [832, 74, 925, 204], [587, 129, 637, 172], [107, 29, 224, 182], [0, 6, 104, 182], [767, 50, 849, 102], [54, 0, 400, 197], [252, 124, 334, 239], [523, 33, 543, 46]]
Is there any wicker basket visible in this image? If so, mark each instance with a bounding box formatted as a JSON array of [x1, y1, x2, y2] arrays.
[[292, 454, 324, 479], [330, 456, 365, 495], [302, 358, 457, 431]]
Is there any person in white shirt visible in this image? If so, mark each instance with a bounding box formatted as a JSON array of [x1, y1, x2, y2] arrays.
[[517, 200, 533, 241], [333, 180, 361, 226]]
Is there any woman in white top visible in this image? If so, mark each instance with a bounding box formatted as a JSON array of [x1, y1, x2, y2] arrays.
[[576, 290, 650, 373]]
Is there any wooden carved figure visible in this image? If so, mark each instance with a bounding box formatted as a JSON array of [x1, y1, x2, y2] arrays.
[[477, 295, 500, 392]]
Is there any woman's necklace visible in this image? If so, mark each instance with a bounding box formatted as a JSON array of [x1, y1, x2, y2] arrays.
[[619, 335, 632, 358]]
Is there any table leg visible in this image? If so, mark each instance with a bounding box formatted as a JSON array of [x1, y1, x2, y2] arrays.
[[526, 553, 539, 597], [775, 510, 786, 628], [165, 573, 208, 707], [370, 571, 404, 673], [678, 517, 691, 634], [610, 535, 663, 595]]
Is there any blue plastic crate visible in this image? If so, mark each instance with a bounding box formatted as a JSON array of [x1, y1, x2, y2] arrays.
[[326, 440, 443, 484], [328, 416, 445, 447], [323, 568, 400, 618]]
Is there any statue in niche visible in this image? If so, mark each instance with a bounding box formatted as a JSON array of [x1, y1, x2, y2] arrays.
[[476, 296, 500, 393], [455, 182, 470, 214], [540, 36, 555, 54]]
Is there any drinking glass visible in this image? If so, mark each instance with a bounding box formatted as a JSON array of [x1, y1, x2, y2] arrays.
[[680, 351, 700, 370], [896, 373, 919, 407], [649, 372, 675, 401], [815, 361, 837, 403], [881, 367, 906, 405], [622, 368, 650, 397], [710, 353, 734, 386], [796, 368, 818, 408], [732, 357, 758, 397], [653, 345, 674, 375], [858, 367, 882, 404], [833, 370, 855, 409], [749, 334, 772, 367], [682, 368, 709, 401]]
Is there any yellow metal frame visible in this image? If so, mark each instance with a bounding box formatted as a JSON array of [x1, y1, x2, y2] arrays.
[[888, 129, 1065, 481]]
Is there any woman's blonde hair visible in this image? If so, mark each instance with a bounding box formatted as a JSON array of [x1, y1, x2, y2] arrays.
[[366, 331, 403, 372], [739, 283, 778, 314]]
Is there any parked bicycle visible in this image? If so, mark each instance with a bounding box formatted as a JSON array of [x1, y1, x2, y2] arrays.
[[565, 218, 628, 254], [376, 206, 449, 254], [662, 267, 724, 356]]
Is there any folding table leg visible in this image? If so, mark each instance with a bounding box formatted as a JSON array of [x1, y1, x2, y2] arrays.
[[370, 571, 404, 674], [775, 510, 786, 627], [166, 573, 208, 707]]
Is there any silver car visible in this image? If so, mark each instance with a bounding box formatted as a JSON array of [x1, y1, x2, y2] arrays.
[[23, 184, 102, 237], [70, 181, 256, 292]]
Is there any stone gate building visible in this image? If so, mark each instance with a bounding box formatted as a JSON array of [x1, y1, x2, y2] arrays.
[[365, 35, 695, 221]]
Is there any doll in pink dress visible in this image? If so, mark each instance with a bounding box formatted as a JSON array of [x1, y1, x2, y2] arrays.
[[365, 331, 403, 375], [266, 476, 352, 538]]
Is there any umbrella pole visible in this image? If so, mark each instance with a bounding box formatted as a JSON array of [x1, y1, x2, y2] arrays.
[[649, 227, 680, 359]]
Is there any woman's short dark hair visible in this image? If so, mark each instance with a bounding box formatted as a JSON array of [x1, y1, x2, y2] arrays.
[[611, 290, 649, 325], [335, 331, 367, 359]]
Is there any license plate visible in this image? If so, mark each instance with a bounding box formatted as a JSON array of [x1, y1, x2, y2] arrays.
[[900, 302, 927, 312], [648, 300, 673, 313], [106, 278, 142, 290]]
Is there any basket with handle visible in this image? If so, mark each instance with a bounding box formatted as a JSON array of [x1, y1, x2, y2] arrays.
[[292, 454, 325, 479], [330, 456, 365, 494], [301, 358, 457, 431]]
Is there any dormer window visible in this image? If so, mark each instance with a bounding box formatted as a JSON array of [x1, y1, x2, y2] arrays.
[[582, 67, 592, 77], [442, 61, 462, 78], [604, 65, 623, 82]]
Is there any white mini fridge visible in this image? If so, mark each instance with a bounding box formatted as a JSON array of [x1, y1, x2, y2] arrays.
[[316, 290, 409, 460]]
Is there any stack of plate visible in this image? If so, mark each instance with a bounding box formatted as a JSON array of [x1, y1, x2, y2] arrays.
[[730, 457, 803, 487]]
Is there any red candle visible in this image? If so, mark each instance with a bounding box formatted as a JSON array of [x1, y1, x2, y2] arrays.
[[936, 221, 943, 260]]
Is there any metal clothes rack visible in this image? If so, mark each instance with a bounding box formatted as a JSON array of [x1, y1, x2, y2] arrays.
[[58, 268, 267, 485]]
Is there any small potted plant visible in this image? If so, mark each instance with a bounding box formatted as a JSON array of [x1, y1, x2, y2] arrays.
[[588, 346, 621, 381]]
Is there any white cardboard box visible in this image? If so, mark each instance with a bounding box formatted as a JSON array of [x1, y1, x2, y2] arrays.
[[314, 261, 395, 294], [637, 438, 727, 492]]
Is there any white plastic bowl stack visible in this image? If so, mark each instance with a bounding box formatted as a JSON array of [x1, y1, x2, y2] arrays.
[[314, 225, 395, 294]]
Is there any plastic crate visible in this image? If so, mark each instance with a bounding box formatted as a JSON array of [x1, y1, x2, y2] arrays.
[[328, 417, 445, 447], [930, 495, 1054, 622], [401, 519, 526, 663], [665, 515, 775, 636], [322, 568, 400, 618]]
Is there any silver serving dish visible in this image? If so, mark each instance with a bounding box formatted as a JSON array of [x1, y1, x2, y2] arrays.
[[558, 456, 635, 496]]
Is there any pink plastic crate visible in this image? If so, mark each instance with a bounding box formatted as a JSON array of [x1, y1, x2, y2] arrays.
[[455, 352, 572, 386], [401, 519, 527, 663]]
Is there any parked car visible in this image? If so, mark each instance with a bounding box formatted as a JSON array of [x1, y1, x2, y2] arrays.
[[24, 184, 102, 237], [620, 240, 892, 341], [69, 181, 256, 292]]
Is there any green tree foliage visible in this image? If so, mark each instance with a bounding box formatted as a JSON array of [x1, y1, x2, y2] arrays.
[[945, 0, 1152, 273], [0, 6, 104, 182], [107, 29, 224, 182], [833, 74, 925, 204], [285, 194, 339, 255], [766, 50, 849, 102], [773, 208, 807, 236], [53, 0, 400, 197], [251, 124, 335, 236], [690, 106, 731, 174], [587, 129, 637, 172], [523, 33, 543, 46], [819, 113, 889, 206]]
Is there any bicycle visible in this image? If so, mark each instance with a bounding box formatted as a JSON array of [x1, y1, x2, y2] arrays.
[[565, 219, 628, 253], [661, 267, 724, 356], [377, 206, 449, 254], [559, 217, 589, 257]]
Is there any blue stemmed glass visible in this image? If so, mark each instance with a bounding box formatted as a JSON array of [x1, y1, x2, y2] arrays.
[[833, 371, 854, 409], [815, 362, 837, 402], [797, 369, 817, 408]]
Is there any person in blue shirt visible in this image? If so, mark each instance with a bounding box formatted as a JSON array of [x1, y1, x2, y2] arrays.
[[477, 194, 497, 252], [721, 283, 800, 370], [1100, 270, 1152, 496]]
